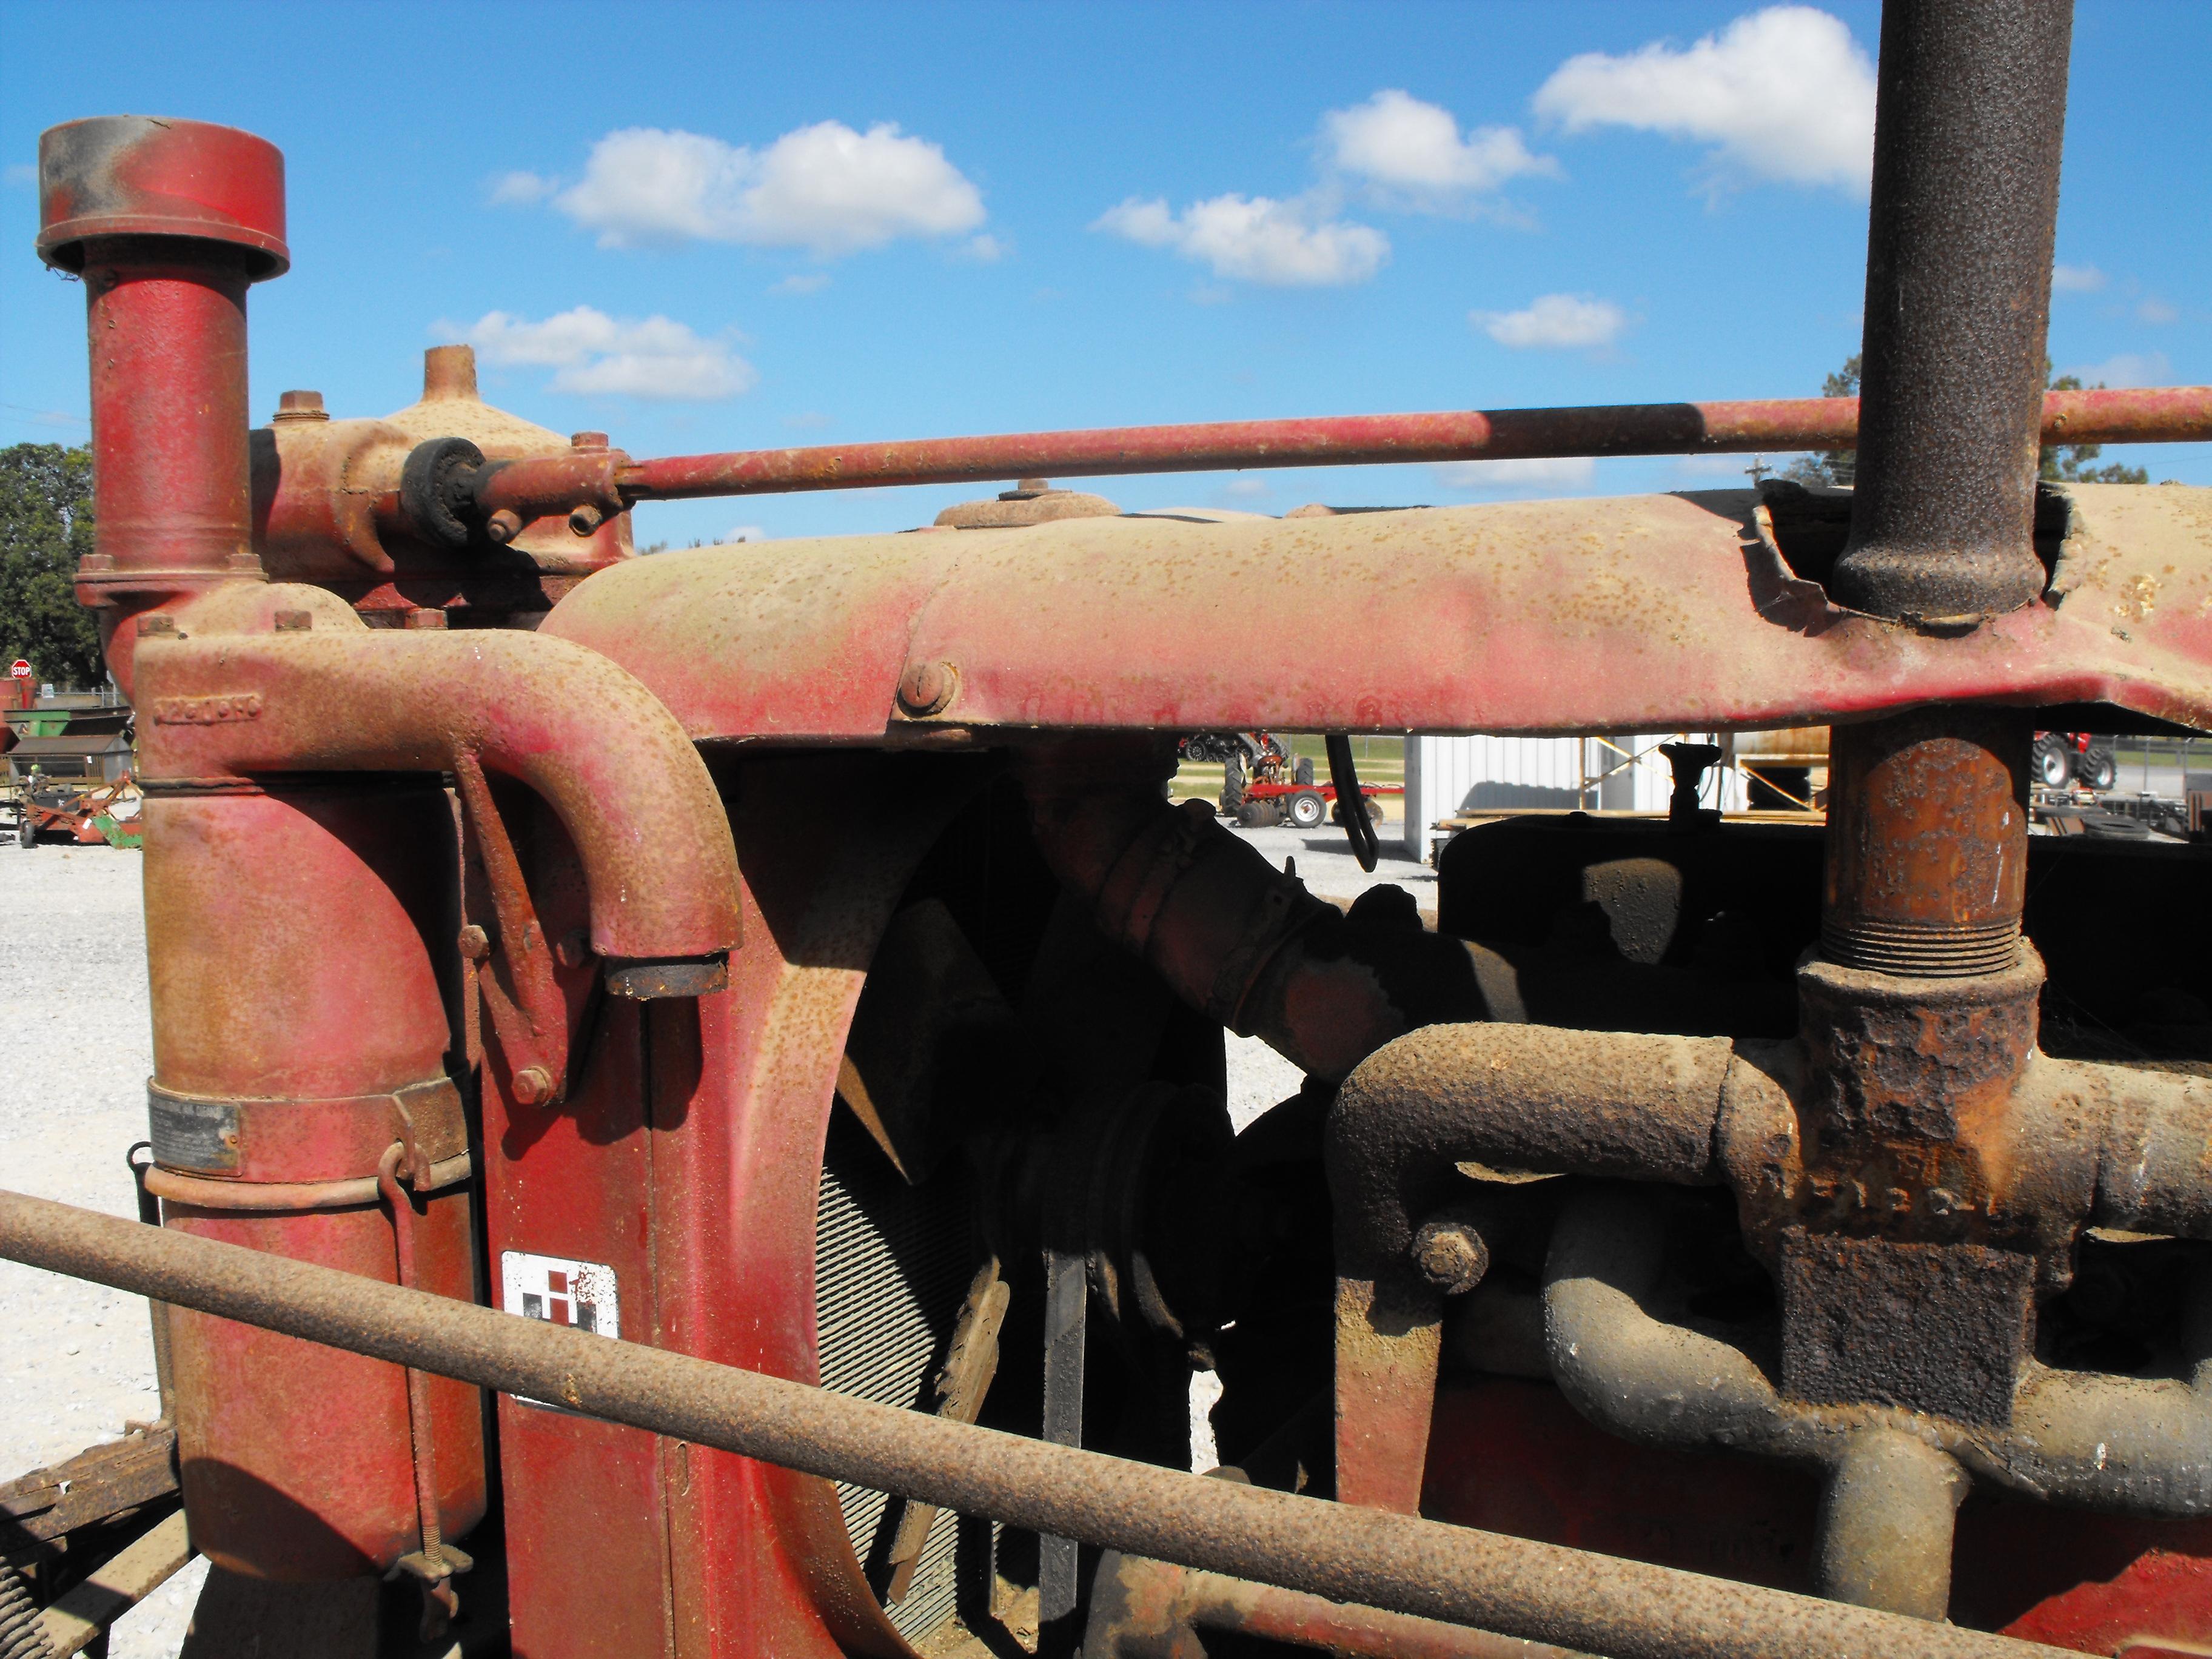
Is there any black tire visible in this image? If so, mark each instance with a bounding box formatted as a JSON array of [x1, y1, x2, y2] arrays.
[[2033, 734, 2073, 789], [2077, 743, 2117, 792], [1219, 754, 1246, 816], [1364, 794, 1387, 825], [1293, 756, 1315, 787], [1287, 789, 1327, 829]]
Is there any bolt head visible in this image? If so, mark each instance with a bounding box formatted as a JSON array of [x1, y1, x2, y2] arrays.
[[512, 1065, 555, 1106], [897, 660, 959, 717], [486, 508, 525, 543], [570, 431, 610, 451], [457, 923, 491, 962], [1411, 1219, 1490, 1295]]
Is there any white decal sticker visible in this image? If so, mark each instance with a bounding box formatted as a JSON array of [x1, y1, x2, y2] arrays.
[[501, 1251, 621, 1411]]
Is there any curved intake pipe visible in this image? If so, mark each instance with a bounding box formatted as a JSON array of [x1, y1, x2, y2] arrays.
[[129, 583, 739, 971]]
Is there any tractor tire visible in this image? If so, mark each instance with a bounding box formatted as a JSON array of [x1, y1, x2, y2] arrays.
[[1364, 794, 1387, 825], [1288, 789, 1327, 829], [2077, 743, 2117, 792], [1293, 756, 1316, 787], [2033, 734, 2073, 789], [1220, 754, 1247, 816]]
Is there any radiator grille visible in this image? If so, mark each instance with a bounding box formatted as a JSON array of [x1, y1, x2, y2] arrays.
[[815, 1111, 974, 1643]]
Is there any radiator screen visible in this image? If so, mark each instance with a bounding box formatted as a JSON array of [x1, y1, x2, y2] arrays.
[[815, 1109, 976, 1643]]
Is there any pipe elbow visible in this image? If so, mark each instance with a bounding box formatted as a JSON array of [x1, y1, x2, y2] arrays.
[[1542, 1188, 1790, 1456], [1329, 1024, 1735, 1277], [134, 601, 739, 966]]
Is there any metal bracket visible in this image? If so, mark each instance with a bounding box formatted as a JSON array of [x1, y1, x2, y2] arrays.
[[453, 750, 569, 1106]]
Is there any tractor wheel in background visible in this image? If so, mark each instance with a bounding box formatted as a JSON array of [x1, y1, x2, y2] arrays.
[[1287, 790, 1327, 829], [2033, 734, 2073, 789], [1220, 754, 1246, 816], [2077, 743, 2117, 792], [1293, 756, 1315, 786]]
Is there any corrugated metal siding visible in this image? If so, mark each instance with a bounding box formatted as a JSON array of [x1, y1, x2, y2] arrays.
[[815, 1113, 974, 1643]]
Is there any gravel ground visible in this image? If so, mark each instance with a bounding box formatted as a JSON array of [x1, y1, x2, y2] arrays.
[[0, 843, 208, 1654], [0, 826, 1422, 1639]]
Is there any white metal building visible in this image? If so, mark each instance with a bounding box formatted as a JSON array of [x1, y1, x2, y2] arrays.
[[1400, 734, 1752, 858]]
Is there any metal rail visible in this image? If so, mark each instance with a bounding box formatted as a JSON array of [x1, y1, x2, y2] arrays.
[[609, 385, 2212, 501], [0, 1188, 2071, 1659]]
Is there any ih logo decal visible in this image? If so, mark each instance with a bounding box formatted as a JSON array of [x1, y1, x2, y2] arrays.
[[501, 1251, 620, 1339]]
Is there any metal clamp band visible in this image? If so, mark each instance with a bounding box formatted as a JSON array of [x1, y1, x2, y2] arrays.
[[144, 1151, 472, 1213]]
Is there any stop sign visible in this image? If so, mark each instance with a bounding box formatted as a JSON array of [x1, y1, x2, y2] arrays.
[[7, 661, 28, 679]]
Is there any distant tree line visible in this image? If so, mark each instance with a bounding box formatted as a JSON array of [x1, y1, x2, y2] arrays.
[[0, 443, 104, 688], [1786, 355, 2150, 489]]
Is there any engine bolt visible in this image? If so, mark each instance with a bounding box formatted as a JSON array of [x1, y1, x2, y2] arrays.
[[897, 660, 959, 717], [457, 924, 490, 962], [568, 504, 605, 537], [1411, 1215, 1491, 1296], [512, 1066, 555, 1105], [486, 508, 524, 543]]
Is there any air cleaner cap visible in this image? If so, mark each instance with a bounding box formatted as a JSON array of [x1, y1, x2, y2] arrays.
[[38, 115, 288, 278]]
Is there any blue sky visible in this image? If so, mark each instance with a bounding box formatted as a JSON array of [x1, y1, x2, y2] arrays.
[[3, 2, 2207, 548]]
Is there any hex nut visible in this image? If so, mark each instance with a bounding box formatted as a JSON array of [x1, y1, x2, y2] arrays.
[[512, 1066, 554, 1106], [568, 504, 606, 537]]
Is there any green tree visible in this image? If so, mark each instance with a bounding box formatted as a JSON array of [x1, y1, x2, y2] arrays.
[[0, 443, 104, 689], [1786, 357, 2151, 488]]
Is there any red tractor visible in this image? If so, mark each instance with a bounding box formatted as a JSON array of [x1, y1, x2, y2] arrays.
[[2033, 729, 2119, 791], [8, 13, 2212, 1657]]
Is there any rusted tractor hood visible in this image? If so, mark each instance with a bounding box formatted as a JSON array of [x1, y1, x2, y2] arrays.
[[541, 484, 2212, 742]]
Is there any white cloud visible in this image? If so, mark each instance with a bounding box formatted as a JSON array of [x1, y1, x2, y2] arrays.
[[1434, 456, 1599, 492], [723, 525, 767, 543], [2136, 297, 2179, 325], [445, 307, 756, 401], [1321, 89, 1555, 211], [1473, 293, 1628, 350], [1533, 6, 1875, 195], [489, 170, 557, 206], [2066, 352, 2171, 389], [2052, 264, 2107, 294], [4, 163, 36, 189], [772, 272, 831, 296], [551, 122, 985, 258], [782, 410, 834, 430], [1222, 477, 1271, 498], [1094, 193, 1387, 286], [964, 233, 1008, 263]]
